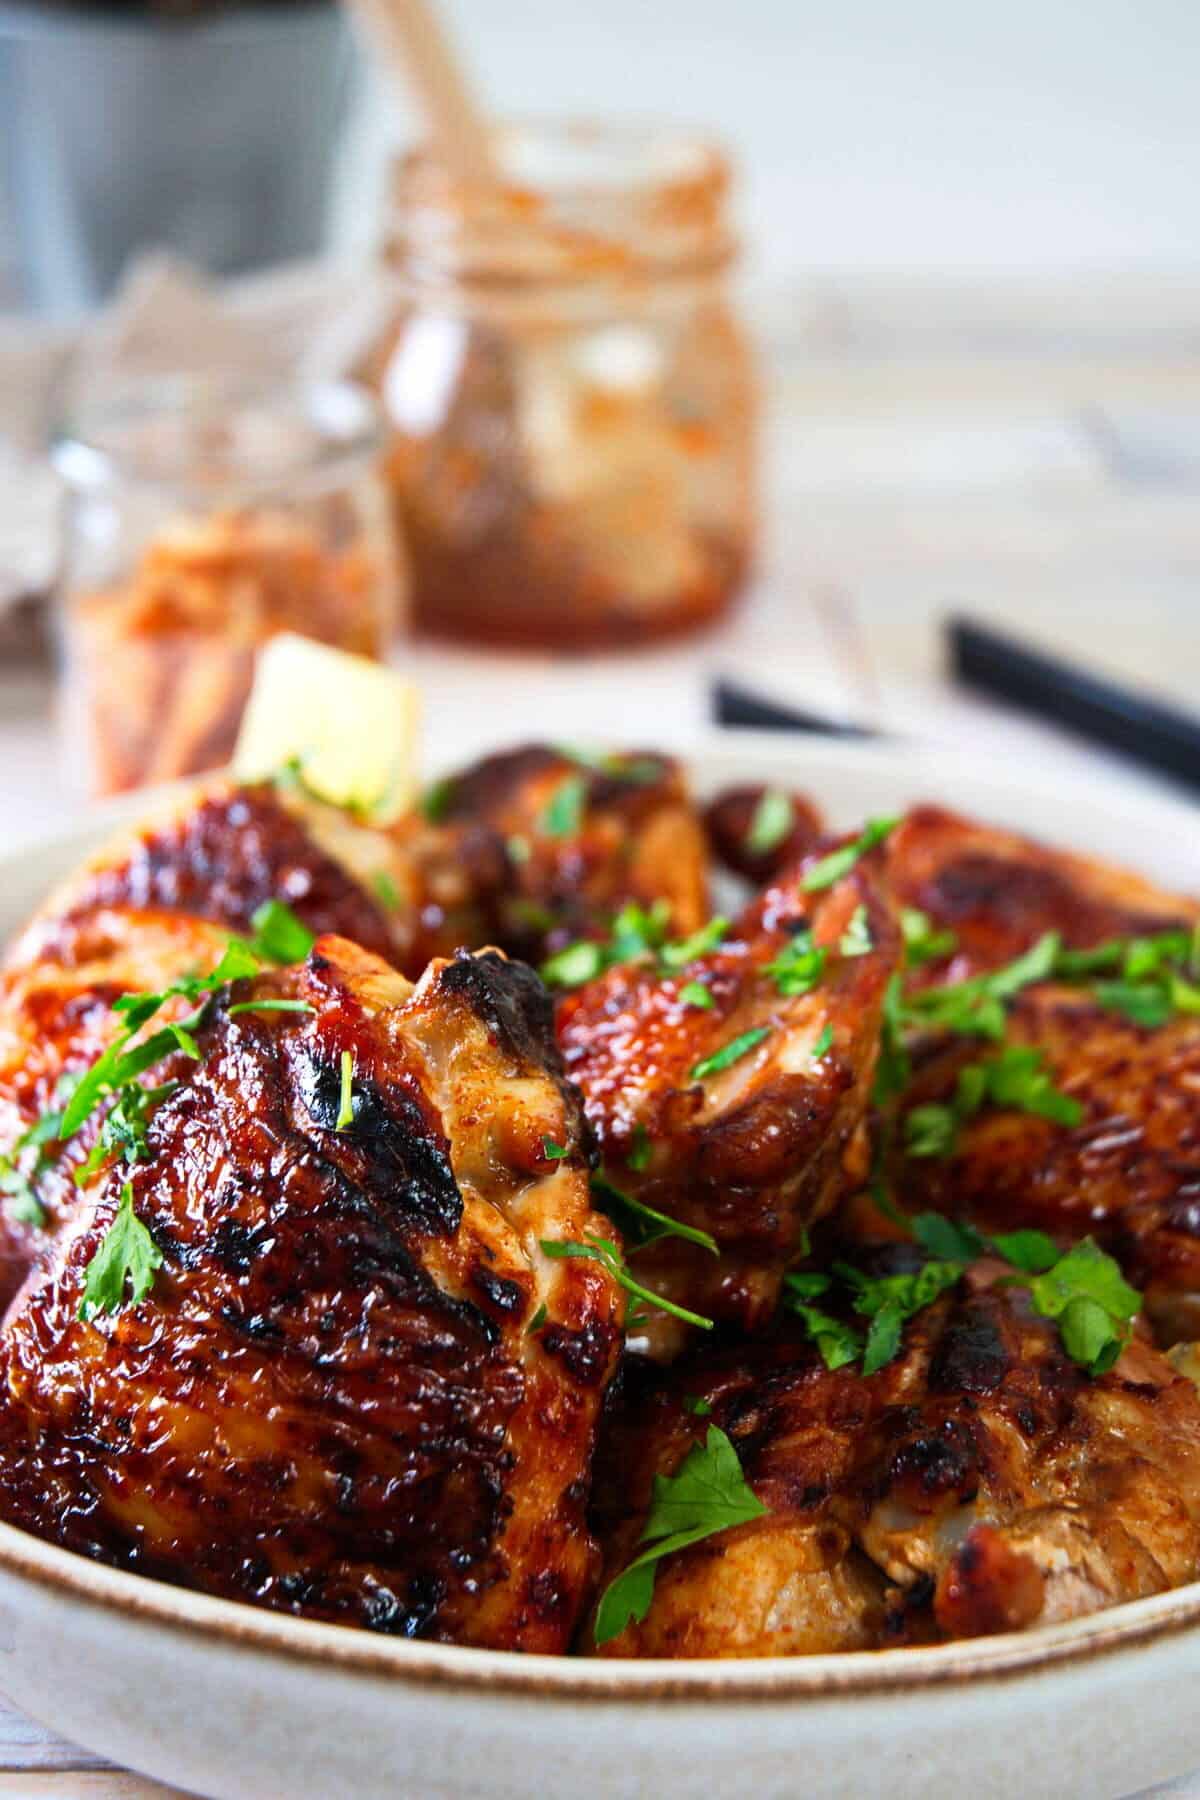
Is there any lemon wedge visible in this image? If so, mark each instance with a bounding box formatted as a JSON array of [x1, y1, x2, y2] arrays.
[[234, 634, 420, 823]]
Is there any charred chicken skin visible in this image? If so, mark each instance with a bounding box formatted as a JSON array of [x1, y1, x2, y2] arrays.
[[591, 1259, 1200, 1658], [867, 807, 1200, 1341], [0, 939, 623, 1649], [558, 858, 901, 1344], [435, 744, 710, 964]]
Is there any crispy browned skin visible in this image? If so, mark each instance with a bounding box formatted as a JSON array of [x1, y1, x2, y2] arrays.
[[872, 807, 1200, 1340], [0, 940, 623, 1649], [558, 860, 901, 1345], [437, 744, 709, 964], [703, 784, 824, 887], [591, 1264, 1200, 1658], [886, 804, 1197, 986], [0, 780, 420, 1308]]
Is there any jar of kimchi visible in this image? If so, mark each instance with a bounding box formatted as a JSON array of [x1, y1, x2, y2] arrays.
[[54, 376, 402, 795], [361, 121, 757, 650]]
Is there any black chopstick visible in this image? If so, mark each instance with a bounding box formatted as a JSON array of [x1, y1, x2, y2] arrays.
[[948, 616, 1200, 797], [711, 679, 879, 738]]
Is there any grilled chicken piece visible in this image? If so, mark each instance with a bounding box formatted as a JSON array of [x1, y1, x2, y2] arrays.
[[885, 804, 1197, 987], [0, 778, 419, 1308], [703, 785, 824, 887], [591, 1262, 1200, 1658], [558, 858, 901, 1347], [868, 806, 1200, 1341], [0, 940, 623, 1650], [435, 744, 710, 964]]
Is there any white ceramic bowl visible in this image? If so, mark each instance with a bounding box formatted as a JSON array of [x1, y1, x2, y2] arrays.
[[2, 733, 1199, 1800]]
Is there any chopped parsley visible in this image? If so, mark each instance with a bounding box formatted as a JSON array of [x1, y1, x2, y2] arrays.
[[539, 901, 671, 990], [660, 917, 729, 970], [540, 940, 605, 988], [839, 905, 873, 958], [526, 1302, 548, 1335], [811, 1023, 834, 1059], [542, 1135, 569, 1161], [745, 789, 794, 856], [801, 817, 899, 893], [541, 773, 588, 838], [540, 1234, 714, 1332], [765, 926, 826, 997], [593, 1425, 766, 1646], [77, 1182, 163, 1323], [902, 1045, 1081, 1160], [226, 999, 315, 1017], [677, 980, 714, 1011], [372, 869, 402, 912], [627, 1124, 653, 1171], [420, 776, 457, 822], [682, 1394, 714, 1417], [690, 1027, 771, 1082], [590, 1173, 718, 1258], [249, 899, 316, 965], [335, 1051, 356, 1131], [901, 907, 957, 967]]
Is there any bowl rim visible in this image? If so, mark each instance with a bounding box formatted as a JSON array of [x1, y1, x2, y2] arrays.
[[3, 1514, 1200, 1701], [4, 731, 1200, 1705]]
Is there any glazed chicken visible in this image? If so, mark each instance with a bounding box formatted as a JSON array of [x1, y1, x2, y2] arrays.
[[590, 1258, 1200, 1658], [434, 744, 710, 963], [558, 854, 901, 1344], [703, 783, 824, 887], [866, 807, 1200, 1342], [0, 938, 624, 1649]]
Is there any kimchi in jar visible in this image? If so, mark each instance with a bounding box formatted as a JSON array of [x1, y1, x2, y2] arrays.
[[54, 377, 401, 795], [361, 122, 757, 650]]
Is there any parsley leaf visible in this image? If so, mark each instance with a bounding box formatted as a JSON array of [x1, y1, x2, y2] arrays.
[[593, 1426, 765, 1646], [249, 900, 316, 965], [627, 1124, 652, 1171], [541, 1136, 569, 1161], [1091, 981, 1174, 1029], [811, 1023, 834, 1059], [660, 917, 729, 970], [872, 973, 911, 1107], [335, 1051, 355, 1131], [77, 1182, 163, 1322], [911, 1213, 988, 1263], [590, 1173, 718, 1257], [540, 1234, 714, 1332], [541, 773, 588, 838], [745, 790, 794, 855], [1026, 1237, 1139, 1373], [225, 999, 315, 1017], [765, 926, 826, 997], [677, 980, 714, 1011], [839, 905, 873, 958], [683, 1394, 714, 1417], [372, 869, 402, 912], [801, 817, 899, 893], [901, 908, 957, 967], [540, 940, 605, 988], [783, 1277, 864, 1371], [690, 1027, 771, 1082]]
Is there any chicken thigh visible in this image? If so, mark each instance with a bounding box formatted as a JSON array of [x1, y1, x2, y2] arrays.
[[0, 939, 623, 1649]]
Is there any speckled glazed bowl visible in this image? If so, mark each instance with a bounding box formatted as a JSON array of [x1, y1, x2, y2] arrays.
[[1, 735, 1199, 1800]]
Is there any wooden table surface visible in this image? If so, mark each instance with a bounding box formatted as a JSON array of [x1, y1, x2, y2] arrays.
[[0, 270, 1198, 1796]]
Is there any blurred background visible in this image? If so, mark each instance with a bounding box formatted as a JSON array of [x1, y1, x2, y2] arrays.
[[0, 0, 1199, 839]]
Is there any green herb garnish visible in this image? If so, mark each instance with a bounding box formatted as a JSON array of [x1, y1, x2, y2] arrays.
[[677, 980, 714, 1011], [335, 1051, 355, 1131], [765, 926, 826, 997], [542, 1136, 569, 1161], [249, 900, 316, 965], [372, 869, 402, 912], [590, 1173, 718, 1258], [811, 1023, 834, 1059], [541, 774, 588, 838], [593, 1426, 765, 1646], [660, 917, 729, 970], [839, 905, 873, 958], [540, 1235, 714, 1333], [77, 1181, 163, 1322], [690, 1027, 771, 1082], [901, 908, 957, 967], [745, 790, 794, 856], [682, 1394, 714, 1417], [801, 817, 899, 893], [627, 1124, 652, 1171]]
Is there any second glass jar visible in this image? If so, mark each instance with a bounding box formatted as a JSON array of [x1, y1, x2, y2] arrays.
[[362, 121, 758, 651]]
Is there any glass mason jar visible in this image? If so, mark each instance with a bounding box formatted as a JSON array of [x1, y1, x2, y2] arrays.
[[361, 121, 758, 650], [54, 375, 402, 796]]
